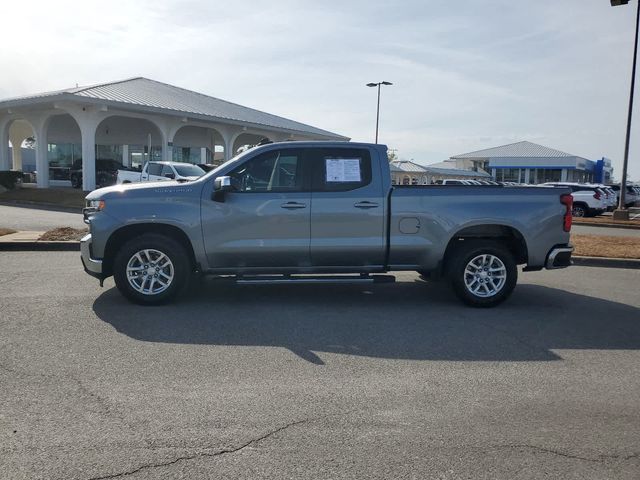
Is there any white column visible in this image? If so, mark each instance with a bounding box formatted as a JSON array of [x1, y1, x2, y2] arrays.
[[0, 121, 9, 171], [34, 123, 49, 188], [200, 147, 207, 163], [80, 122, 97, 191], [163, 141, 173, 161], [222, 131, 235, 161], [524, 168, 530, 184], [560, 169, 568, 182], [122, 144, 129, 167]]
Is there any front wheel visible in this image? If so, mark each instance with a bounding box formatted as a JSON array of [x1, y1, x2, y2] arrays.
[[113, 234, 191, 305], [447, 240, 517, 308]]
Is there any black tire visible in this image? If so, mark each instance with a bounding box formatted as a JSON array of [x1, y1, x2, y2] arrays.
[[446, 240, 517, 308], [572, 204, 587, 217], [113, 233, 191, 305], [96, 173, 110, 189], [71, 174, 81, 189]]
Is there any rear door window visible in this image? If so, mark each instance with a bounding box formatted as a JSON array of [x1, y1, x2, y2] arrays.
[[147, 163, 163, 176], [312, 148, 372, 192]]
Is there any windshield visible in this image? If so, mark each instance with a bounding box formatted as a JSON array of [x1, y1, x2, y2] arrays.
[[199, 148, 261, 180], [174, 164, 206, 177]]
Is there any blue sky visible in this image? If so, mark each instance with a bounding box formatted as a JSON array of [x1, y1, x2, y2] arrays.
[[2, 0, 639, 180]]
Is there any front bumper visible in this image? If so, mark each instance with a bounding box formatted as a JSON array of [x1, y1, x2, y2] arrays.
[[545, 245, 573, 269], [80, 234, 105, 281]]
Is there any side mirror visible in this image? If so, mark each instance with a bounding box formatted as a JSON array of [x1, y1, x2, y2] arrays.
[[212, 176, 234, 202], [164, 172, 175, 179]]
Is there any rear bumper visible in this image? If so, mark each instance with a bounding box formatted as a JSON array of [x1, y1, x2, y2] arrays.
[[545, 245, 573, 269], [80, 234, 105, 280]]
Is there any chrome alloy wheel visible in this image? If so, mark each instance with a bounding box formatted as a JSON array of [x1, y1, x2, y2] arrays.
[[463, 254, 507, 298], [126, 249, 174, 295]]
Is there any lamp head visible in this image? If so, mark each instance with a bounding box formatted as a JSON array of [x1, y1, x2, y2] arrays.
[[381, 81, 393, 86], [366, 83, 378, 87], [611, 0, 630, 6]]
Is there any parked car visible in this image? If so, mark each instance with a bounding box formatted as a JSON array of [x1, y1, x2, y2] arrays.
[[82, 142, 573, 308], [543, 182, 606, 217], [116, 161, 206, 184], [606, 184, 639, 208], [197, 163, 216, 172], [70, 159, 122, 189]]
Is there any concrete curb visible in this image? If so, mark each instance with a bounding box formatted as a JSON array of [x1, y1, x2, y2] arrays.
[[573, 221, 640, 231], [572, 256, 640, 270]]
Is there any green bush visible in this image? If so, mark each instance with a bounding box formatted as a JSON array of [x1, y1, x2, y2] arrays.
[[0, 171, 23, 190]]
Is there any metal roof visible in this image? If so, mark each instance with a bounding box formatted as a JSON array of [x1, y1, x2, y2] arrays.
[[391, 160, 490, 177], [390, 160, 428, 173], [424, 166, 490, 177], [0, 77, 348, 140], [451, 141, 576, 159]]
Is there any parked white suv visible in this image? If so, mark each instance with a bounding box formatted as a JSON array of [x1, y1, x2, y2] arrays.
[[544, 182, 607, 217]]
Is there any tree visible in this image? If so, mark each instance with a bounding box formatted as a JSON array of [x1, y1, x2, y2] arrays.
[[387, 148, 398, 163], [23, 137, 36, 149]]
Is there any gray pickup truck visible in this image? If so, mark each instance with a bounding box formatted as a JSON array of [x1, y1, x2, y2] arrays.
[[81, 141, 573, 307]]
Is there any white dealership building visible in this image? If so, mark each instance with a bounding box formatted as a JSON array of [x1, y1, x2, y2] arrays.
[[0, 77, 348, 190]]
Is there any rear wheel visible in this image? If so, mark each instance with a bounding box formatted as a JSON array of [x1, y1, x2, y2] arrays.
[[572, 204, 587, 217], [447, 240, 517, 307], [113, 234, 191, 305]]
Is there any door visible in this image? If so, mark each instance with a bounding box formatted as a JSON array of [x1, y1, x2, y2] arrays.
[[310, 147, 386, 267], [142, 162, 164, 181], [201, 148, 311, 269]]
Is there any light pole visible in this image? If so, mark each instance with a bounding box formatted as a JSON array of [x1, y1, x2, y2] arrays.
[[611, 0, 639, 220], [366, 81, 393, 143]]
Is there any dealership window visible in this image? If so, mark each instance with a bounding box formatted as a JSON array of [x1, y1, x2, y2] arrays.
[[498, 168, 520, 182], [538, 169, 562, 183], [96, 145, 123, 164], [47, 143, 81, 181], [528, 169, 538, 184], [128, 145, 161, 170]]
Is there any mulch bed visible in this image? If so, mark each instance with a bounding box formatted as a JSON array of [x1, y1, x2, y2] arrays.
[[39, 227, 88, 242], [572, 234, 640, 259], [0, 228, 17, 236]]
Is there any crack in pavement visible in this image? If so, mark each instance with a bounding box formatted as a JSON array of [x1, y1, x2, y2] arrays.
[[85, 412, 349, 480], [492, 444, 640, 463]]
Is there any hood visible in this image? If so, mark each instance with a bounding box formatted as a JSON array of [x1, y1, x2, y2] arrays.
[[85, 179, 202, 201]]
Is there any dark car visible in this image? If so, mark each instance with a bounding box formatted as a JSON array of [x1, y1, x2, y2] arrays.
[[70, 159, 122, 189], [196, 163, 216, 172]]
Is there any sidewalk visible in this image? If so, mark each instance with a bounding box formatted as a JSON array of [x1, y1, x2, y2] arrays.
[[0, 230, 80, 251]]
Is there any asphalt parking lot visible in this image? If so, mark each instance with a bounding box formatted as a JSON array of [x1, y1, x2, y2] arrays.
[[1, 251, 639, 479]]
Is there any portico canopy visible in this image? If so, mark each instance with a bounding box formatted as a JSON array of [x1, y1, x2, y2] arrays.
[[0, 77, 349, 190]]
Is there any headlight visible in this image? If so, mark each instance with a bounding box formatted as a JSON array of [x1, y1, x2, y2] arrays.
[[86, 199, 106, 210]]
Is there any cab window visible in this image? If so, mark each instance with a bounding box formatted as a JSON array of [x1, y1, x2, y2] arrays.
[[229, 150, 306, 192]]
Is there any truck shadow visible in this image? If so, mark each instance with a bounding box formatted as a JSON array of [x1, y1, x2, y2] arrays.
[[92, 279, 640, 365]]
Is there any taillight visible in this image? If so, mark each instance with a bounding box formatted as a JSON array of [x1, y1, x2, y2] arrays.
[[560, 194, 573, 232], [594, 191, 601, 200]]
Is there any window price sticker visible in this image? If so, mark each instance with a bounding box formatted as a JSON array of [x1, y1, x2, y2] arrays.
[[325, 158, 361, 182]]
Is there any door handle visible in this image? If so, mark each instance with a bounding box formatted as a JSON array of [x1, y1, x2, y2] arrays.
[[280, 202, 307, 209], [354, 201, 379, 209]]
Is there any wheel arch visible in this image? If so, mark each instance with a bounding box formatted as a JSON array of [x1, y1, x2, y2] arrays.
[[443, 224, 528, 271], [102, 223, 197, 277]]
